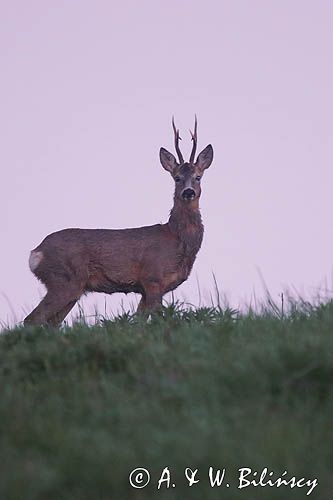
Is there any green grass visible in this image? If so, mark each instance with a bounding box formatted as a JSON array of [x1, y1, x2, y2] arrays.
[[0, 301, 332, 499]]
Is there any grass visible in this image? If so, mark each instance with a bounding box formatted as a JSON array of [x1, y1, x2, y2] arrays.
[[0, 300, 332, 499]]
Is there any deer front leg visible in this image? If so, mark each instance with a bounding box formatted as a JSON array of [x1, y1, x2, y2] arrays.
[[137, 295, 146, 313], [139, 282, 163, 313]]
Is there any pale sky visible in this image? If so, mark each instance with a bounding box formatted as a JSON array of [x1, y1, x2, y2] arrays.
[[1, 1, 333, 325]]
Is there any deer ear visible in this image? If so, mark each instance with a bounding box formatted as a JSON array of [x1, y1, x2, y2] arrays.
[[196, 144, 214, 172], [160, 147, 178, 173]]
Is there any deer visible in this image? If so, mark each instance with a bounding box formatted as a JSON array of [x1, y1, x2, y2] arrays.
[[24, 118, 214, 326]]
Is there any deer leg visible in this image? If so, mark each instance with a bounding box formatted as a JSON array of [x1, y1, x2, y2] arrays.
[[47, 299, 78, 327], [24, 288, 82, 327], [137, 295, 146, 313], [141, 282, 163, 312]]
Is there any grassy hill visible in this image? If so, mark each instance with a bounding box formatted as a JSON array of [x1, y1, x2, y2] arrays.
[[0, 302, 332, 499]]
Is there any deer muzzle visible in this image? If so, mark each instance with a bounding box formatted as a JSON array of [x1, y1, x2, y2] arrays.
[[182, 188, 196, 201]]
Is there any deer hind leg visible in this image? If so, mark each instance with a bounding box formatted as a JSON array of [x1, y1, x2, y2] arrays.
[[24, 286, 82, 327], [47, 299, 78, 327]]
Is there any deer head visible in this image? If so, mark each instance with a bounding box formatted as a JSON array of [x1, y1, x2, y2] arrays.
[[159, 116, 214, 202]]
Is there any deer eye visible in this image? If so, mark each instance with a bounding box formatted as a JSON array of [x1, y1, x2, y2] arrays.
[[196, 176, 201, 181], [175, 176, 181, 182]]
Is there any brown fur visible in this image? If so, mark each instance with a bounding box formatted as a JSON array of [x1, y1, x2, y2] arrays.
[[24, 123, 213, 326]]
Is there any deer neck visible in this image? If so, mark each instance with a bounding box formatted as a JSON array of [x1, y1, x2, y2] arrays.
[[168, 197, 204, 256]]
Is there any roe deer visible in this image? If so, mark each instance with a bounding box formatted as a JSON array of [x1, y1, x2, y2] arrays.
[[24, 118, 213, 326]]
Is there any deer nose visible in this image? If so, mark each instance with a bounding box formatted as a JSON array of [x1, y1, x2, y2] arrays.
[[182, 188, 196, 200]]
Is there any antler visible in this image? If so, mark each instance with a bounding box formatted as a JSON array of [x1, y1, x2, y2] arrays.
[[172, 116, 184, 164], [189, 114, 198, 164]]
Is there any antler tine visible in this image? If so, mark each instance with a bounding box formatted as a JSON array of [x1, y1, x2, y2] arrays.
[[189, 114, 198, 164], [172, 116, 184, 164]]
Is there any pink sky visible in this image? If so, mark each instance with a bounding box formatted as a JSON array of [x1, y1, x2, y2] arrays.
[[1, 1, 333, 325]]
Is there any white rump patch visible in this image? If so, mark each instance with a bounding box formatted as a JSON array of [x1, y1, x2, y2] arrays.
[[29, 250, 43, 272]]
